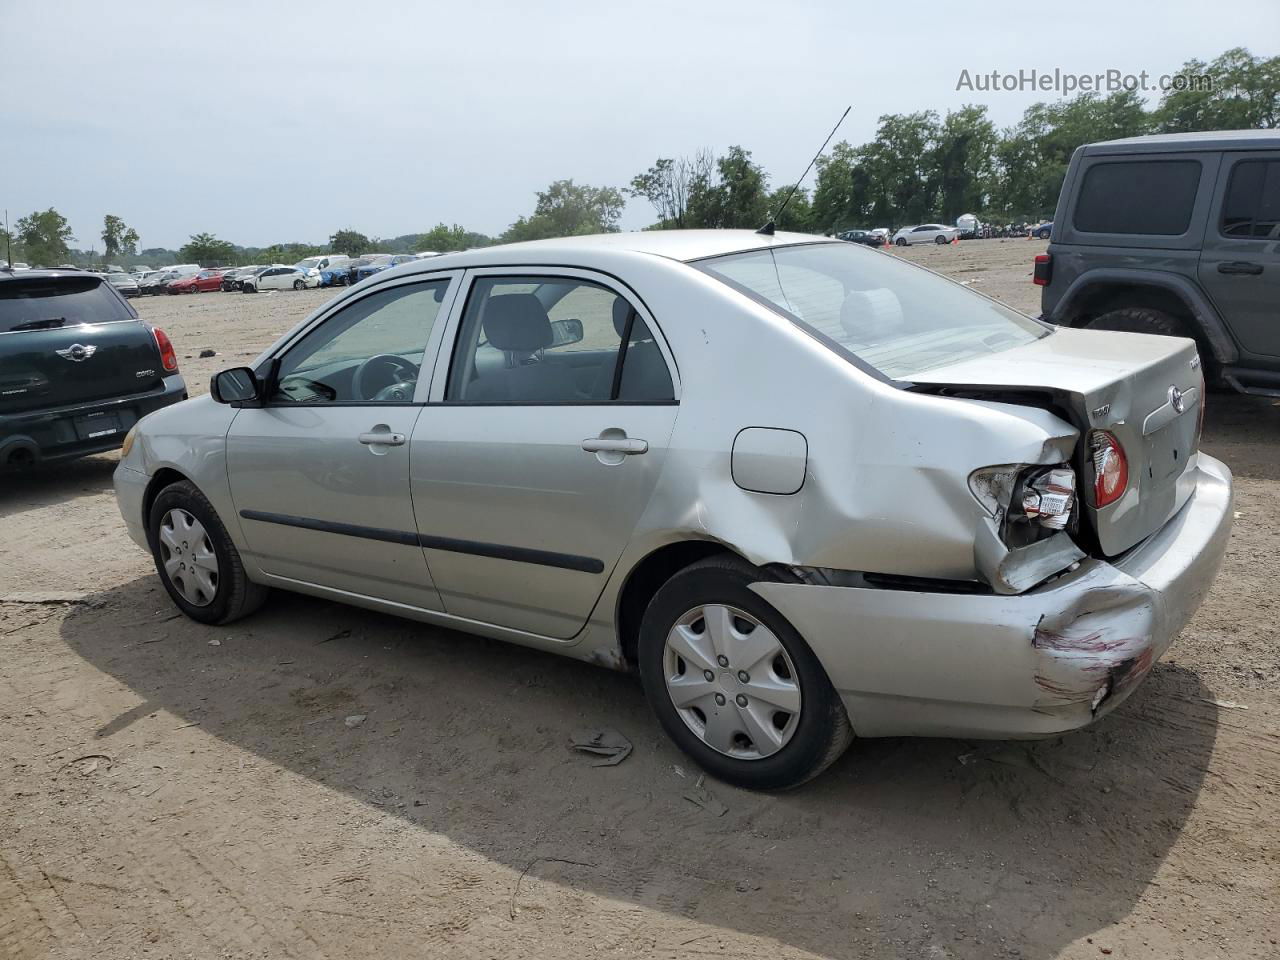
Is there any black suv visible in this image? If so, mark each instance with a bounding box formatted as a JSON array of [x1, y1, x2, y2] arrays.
[[0, 269, 187, 468], [1037, 130, 1280, 396]]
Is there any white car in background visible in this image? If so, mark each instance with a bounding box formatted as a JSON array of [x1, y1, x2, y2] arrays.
[[892, 224, 961, 246], [241, 265, 316, 293]]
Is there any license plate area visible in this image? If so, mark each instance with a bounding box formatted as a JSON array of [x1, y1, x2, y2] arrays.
[[74, 410, 121, 440]]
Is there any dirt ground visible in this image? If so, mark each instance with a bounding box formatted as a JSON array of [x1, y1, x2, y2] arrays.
[[2, 240, 1277, 960]]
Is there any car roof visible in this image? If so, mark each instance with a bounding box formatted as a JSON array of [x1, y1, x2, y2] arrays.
[[1082, 129, 1280, 155], [0, 268, 103, 283], [386, 229, 831, 278]]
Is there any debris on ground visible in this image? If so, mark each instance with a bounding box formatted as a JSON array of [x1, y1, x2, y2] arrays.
[[320, 628, 351, 644], [207, 638, 221, 646], [198, 349, 217, 358], [682, 775, 728, 816], [1200, 697, 1249, 710], [344, 714, 367, 728], [568, 728, 632, 766]]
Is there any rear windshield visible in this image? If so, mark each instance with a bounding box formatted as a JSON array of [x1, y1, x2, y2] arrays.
[[1073, 160, 1202, 235], [0, 277, 133, 332], [696, 242, 1046, 380]]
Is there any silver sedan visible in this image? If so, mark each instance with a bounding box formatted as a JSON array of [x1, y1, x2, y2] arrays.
[[114, 230, 1232, 789]]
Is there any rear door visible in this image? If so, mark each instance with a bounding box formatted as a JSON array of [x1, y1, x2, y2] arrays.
[[410, 267, 680, 639], [0, 275, 163, 414], [1198, 151, 1280, 360]]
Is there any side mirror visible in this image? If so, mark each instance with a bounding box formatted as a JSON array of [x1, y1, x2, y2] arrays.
[[210, 366, 259, 405], [549, 317, 584, 348]]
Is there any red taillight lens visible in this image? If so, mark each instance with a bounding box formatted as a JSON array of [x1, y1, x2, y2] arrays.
[[153, 327, 179, 373], [1196, 367, 1206, 440], [1032, 253, 1052, 286], [1090, 430, 1128, 507]]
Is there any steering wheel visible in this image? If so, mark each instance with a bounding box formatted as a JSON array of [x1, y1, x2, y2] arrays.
[[352, 354, 419, 402]]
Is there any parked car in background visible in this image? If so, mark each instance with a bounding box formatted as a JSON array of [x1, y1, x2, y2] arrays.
[[1029, 221, 1053, 240], [321, 257, 370, 286], [106, 273, 141, 297], [167, 269, 226, 294], [139, 270, 179, 295], [114, 230, 1230, 789], [2, 268, 186, 468], [241, 265, 314, 292], [892, 224, 961, 246], [956, 213, 982, 239], [836, 229, 884, 247], [1038, 129, 1280, 397], [220, 267, 260, 291], [352, 253, 417, 283]]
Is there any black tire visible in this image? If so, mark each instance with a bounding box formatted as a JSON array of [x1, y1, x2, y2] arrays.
[[637, 554, 853, 790], [935, 234, 948, 244], [1085, 306, 1193, 339], [895, 237, 907, 247], [293, 279, 305, 290], [1037, 227, 1051, 240], [147, 480, 269, 625]]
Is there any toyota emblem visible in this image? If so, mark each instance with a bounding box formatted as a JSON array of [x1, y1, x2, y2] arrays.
[[1169, 384, 1185, 414]]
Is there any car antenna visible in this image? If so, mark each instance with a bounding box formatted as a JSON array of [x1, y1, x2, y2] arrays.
[[757, 105, 851, 236], [3, 210, 11, 271]]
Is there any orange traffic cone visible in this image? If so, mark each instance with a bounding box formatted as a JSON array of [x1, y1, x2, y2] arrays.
[[951, 234, 959, 245]]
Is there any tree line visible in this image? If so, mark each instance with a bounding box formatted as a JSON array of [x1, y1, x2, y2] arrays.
[[4, 47, 1274, 269]]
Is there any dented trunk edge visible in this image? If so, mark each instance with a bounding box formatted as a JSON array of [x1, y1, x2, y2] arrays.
[[748, 456, 1232, 740]]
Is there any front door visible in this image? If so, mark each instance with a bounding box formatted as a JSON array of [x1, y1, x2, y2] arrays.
[[1198, 151, 1280, 360], [410, 269, 680, 638], [227, 274, 458, 608]]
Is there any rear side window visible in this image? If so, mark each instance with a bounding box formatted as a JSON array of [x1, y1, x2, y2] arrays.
[[1221, 159, 1280, 239], [0, 277, 133, 332], [1073, 160, 1202, 235]]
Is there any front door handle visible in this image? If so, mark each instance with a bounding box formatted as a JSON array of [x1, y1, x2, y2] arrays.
[[358, 430, 405, 446], [1218, 260, 1263, 275], [581, 437, 648, 455]]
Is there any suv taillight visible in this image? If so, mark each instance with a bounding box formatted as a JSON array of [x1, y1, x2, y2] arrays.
[[153, 327, 179, 373], [1033, 253, 1052, 286], [1090, 431, 1128, 507]]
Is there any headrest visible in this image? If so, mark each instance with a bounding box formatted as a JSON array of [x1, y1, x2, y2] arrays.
[[483, 293, 552, 352], [840, 288, 904, 342], [612, 297, 634, 338]]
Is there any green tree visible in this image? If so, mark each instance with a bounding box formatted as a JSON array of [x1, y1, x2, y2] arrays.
[[1153, 48, 1280, 132], [502, 180, 625, 242], [329, 228, 372, 256], [180, 232, 236, 265], [767, 184, 814, 232], [16, 208, 75, 266], [416, 223, 492, 252], [930, 105, 998, 222], [101, 214, 140, 260]]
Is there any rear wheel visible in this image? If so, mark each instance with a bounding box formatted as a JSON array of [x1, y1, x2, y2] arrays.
[[1086, 306, 1193, 339], [148, 480, 268, 625], [935, 234, 948, 244], [637, 555, 852, 790], [293, 279, 305, 290], [895, 237, 907, 247]]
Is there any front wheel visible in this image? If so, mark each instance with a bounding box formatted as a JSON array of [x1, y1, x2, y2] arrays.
[[895, 237, 907, 247], [148, 480, 268, 625], [293, 279, 305, 290], [637, 555, 852, 790]]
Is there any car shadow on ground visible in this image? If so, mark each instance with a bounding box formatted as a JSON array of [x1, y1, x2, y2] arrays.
[[62, 576, 1220, 959], [0, 453, 118, 521]]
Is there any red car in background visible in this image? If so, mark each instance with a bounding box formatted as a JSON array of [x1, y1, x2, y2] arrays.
[[167, 269, 226, 294]]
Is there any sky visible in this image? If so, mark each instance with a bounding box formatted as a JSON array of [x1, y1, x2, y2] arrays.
[[3, 0, 1276, 252]]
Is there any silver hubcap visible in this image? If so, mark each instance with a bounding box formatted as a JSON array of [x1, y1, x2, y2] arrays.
[[158, 508, 219, 607], [663, 604, 801, 760]]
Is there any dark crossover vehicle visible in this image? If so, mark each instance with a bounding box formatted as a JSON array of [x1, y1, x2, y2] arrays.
[[1038, 130, 1280, 396], [0, 269, 187, 468], [836, 229, 884, 247]]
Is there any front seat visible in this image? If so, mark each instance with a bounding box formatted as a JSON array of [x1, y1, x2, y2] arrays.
[[466, 293, 568, 402], [606, 298, 674, 401]]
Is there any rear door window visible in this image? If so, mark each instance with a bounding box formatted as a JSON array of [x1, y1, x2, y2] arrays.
[[1220, 159, 1280, 239], [0, 277, 133, 332], [1073, 160, 1202, 235]]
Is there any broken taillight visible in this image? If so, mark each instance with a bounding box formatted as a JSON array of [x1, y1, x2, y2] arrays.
[[1090, 431, 1128, 507], [1021, 467, 1075, 530], [969, 463, 1078, 547]]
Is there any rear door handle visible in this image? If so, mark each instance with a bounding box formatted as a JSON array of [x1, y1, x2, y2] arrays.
[[581, 437, 648, 455], [358, 431, 405, 446], [1218, 261, 1263, 275]]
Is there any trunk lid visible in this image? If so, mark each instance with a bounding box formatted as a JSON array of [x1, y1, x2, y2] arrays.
[[910, 327, 1203, 556], [0, 275, 165, 413]]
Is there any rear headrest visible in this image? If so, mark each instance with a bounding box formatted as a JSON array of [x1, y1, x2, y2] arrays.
[[840, 288, 904, 342], [483, 293, 552, 352], [612, 297, 633, 338]]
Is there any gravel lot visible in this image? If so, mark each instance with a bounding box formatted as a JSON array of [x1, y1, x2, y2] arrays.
[[2, 239, 1277, 960]]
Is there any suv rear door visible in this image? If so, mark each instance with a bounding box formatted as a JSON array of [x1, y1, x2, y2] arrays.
[[1198, 151, 1280, 360], [0, 274, 164, 414]]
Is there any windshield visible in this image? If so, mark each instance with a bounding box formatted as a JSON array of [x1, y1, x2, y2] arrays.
[[696, 242, 1047, 380], [0, 277, 133, 332]]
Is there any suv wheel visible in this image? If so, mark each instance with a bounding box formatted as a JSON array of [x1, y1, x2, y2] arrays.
[[1086, 306, 1193, 339], [148, 480, 269, 625], [637, 554, 853, 790]]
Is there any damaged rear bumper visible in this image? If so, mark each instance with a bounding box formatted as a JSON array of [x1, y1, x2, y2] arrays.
[[750, 454, 1233, 739]]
